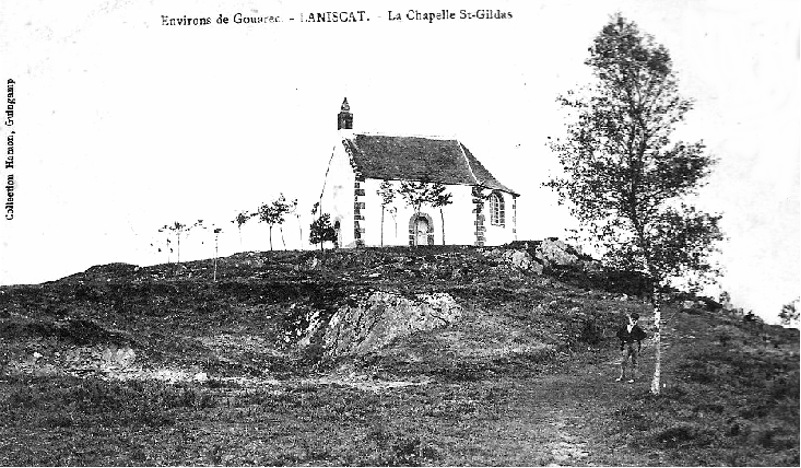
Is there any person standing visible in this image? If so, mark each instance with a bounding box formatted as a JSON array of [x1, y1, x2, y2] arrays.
[[616, 313, 647, 383]]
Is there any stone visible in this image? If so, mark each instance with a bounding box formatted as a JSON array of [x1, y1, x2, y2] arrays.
[[193, 372, 209, 384], [318, 291, 461, 357], [534, 238, 579, 267], [507, 249, 532, 269]]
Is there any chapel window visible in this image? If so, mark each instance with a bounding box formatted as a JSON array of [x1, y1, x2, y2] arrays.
[[490, 192, 505, 226]]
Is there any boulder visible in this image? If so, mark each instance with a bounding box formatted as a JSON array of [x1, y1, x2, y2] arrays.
[[505, 249, 532, 270], [193, 372, 209, 384], [319, 291, 461, 357], [101, 346, 136, 368], [534, 239, 579, 267], [509, 249, 544, 274]]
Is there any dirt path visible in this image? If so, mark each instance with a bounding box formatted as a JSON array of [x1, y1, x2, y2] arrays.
[[494, 350, 658, 466]]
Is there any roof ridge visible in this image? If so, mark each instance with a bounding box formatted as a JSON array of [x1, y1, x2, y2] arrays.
[[457, 141, 481, 186], [355, 132, 456, 141]]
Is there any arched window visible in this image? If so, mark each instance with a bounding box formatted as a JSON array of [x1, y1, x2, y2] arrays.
[[489, 192, 505, 226]]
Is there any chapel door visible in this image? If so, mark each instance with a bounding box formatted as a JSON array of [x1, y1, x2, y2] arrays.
[[415, 216, 430, 246]]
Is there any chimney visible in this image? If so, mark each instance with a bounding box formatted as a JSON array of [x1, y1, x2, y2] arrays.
[[337, 97, 353, 130]]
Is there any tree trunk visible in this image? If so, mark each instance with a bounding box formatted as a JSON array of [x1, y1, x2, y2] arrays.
[[269, 226, 273, 251], [177, 234, 181, 265], [297, 217, 303, 250], [650, 291, 662, 395], [440, 208, 446, 245], [280, 226, 286, 250], [380, 207, 385, 246], [213, 233, 219, 282]]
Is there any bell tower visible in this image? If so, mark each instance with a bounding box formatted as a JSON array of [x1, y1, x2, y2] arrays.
[[337, 97, 353, 130]]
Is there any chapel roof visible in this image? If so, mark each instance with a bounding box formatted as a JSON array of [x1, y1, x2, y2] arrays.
[[342, 134, 517, 195]]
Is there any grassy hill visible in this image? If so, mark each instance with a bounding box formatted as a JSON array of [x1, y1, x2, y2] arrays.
[[0, 246, 797, 466]]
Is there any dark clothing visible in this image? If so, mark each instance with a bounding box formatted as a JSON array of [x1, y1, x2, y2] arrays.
[[616, 324, 647, 350], [620, 342, 640, 380], [617, 324, 647, 381]]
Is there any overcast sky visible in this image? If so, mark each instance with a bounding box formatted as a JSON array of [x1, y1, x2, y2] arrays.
[[0, 0, 797, 323]]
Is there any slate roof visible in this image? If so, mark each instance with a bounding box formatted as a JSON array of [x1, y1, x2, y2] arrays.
[[342, 134, 517, 195]]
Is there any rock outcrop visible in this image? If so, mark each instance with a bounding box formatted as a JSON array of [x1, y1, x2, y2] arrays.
[[535, 238, 580, 268], [312, 291, 461, 357]]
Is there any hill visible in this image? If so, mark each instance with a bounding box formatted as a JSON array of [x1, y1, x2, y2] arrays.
[[0, 246, 798, 465]]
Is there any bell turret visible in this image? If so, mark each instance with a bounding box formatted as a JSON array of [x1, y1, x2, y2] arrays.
[[337, 97, 353, 130]]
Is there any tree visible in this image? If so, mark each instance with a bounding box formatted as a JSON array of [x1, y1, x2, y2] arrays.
[[400, 179, 434, 246], [377, 180, 396, 246], [149, 234, 172, 263], [287, 201, 303, 249], [546, 14, 723, 395], [256, 194, 296, 251], [399, 178, 451, 246], [430, 182, 453, 245], [197, 222, 223, 281], [779, 299, 799, 327], [231, 210, 254, 248], [157, 220, 204, 265], [309, 213, 337, 251], [212, 227, 222, 281]]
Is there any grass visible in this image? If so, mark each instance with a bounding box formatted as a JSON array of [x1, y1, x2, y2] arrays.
[[0, 247, 797, 465]]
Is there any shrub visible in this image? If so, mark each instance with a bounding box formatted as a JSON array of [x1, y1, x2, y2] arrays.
[[579, 317, 604, 345], [655, 424, 715, 448]]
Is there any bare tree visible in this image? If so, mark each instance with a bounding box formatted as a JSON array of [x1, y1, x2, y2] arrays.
[[377, 180, 396, 246]]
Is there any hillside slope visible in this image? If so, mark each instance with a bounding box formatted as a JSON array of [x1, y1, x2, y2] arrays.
[[0, 246, 798, 466]]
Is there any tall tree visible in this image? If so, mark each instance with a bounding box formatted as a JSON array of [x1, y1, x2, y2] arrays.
[[546, 14, 723, 395], [377, 180, 396, 246]]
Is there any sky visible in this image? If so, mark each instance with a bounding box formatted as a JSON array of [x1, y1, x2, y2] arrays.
[[0, 0, 797, 323]]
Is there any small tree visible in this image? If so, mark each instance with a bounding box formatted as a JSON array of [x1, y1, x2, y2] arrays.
[[149, 234, 173, 263], [287, 201, 303, 249], [430, 182, 453, 245], [399, 179, 434, 215], [282, 197, 299, 249], [231, 210, 254, 248], [377, 180, 396, 246], [779, 299, 799, 327], [197, 222, 223, 281], [309, 213, 337, 251], [157, 220, 204, 265], [546, 14, 723, 395], [400, 178, 452, 246], [389, 206, 398, 239], [257, 194, 296, 251]]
